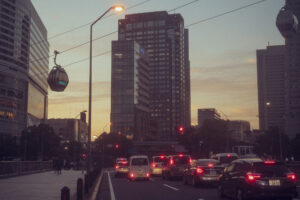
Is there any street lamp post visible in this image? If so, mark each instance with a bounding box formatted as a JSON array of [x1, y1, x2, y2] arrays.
[[87, 5, 124, 177]]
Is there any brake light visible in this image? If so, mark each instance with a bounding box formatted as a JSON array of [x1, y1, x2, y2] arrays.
[[170, 159, 174, 165], [196, 167, 204, 174], [121, 161, 128, 165], [115, 165, 120, 169], [226, 154, 231, 158], [246, 172, 261, 182], [146, 173, 150, 177], [130, 173, 134, 178], [152, 163, 157, 168], [189, 158, 192, 164], [160, 155, 165, 159], [286, 173, 296, 181], [264, 160, 275, 165], [208, 163, 214, 168], [179, 154, 183, 157]]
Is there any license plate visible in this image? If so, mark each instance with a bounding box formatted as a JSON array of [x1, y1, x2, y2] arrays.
[[138, 173, 143, 177], [269, 180, 280, 186]]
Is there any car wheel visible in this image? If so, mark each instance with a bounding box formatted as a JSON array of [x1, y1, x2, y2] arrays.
[[183, 175, 187, 185], [217, 185, 225, 198], [191, 176, 198, 187], [236, 188, 247, 200]]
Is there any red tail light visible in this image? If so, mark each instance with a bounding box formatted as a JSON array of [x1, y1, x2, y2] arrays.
[[226, 154, 231, 158], [196, 167, 205, 174], [160, 155, 165, 159], [189, 158, 192, 164], [264, 160, 275, 165], [152, 163, 157, 168], [179, 154, 183, 157], [130, 173, 134, 178], [115, 165, 120, 169], [170, 159, 174, 165], [208, 163, 214, 168], [246, 172, 261, 182], [286, 173, 297, 181], [121, 161, 128, 165], [146, 173, 150, 177]]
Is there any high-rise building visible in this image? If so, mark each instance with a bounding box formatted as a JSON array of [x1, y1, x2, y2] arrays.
[[118, 11, 190, 140], [0, 0, 49, 137], [228, 120, 251, 142], [110, 40, 150, 141], [256, 45, 285, 132], [282, 0, 300, 138], [197, 108, 221, 127]]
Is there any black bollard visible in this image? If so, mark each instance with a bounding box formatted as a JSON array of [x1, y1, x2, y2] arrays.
[[84, 174, 89, 194], [61, 186, 70, 200], [77, 178, 83, 200]]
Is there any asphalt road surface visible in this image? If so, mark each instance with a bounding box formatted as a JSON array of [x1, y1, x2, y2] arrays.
[[96, 170, 300, 200]]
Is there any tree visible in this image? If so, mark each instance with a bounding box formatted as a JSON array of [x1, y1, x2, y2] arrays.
[[290, 133, 300, 161], [20, 124, 61, 160], [254, 127, 290, 160], [0, 134, 19, 160]]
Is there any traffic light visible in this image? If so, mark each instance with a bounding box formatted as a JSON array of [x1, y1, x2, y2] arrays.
[[178, 126, 184, 134]]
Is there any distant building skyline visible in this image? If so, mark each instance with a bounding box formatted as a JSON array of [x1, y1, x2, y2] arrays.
[[117, 11, 190, 140], [256, 45, 285, 132], [110, 40, 150, 141], [197, 108, 221, 127], [0, 0, 49, 137]]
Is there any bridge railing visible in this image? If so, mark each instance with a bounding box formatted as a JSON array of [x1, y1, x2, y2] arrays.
[[0, 161, 53, 178]]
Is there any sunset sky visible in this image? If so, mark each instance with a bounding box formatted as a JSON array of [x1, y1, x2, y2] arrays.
[[31, 0, 285, 137]]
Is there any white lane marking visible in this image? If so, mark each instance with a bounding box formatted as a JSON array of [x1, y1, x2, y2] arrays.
[[198, 199, 204, 200], [297, 186, 300, 188], [163, 184, 179, 191], [107, 172, 116, 200]]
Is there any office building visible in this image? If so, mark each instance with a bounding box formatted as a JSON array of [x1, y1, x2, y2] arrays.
[[283, 0, 300, 138], [197, 108, 221, 127], [0, 0, 49, 137], [118, 11, 190, 140], [45, 118, 88, 143], [110, 40, 150, 141], [256, 45, 285, 132], [228, 120, 251, 142]]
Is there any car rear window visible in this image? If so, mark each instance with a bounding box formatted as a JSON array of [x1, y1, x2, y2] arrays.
[[252, 163, 290, 176], [154, 157, 168, 164], [173, 156, 190, 164], [219, 156, 238, 163], [196, 159, 219, 166], [131, 158, 148, 166]]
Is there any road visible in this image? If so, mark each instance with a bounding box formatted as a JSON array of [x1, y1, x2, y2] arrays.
[[97, 170, 300, 200], [96, 170, 228, 200]]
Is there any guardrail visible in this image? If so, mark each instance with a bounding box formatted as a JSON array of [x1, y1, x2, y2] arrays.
[[0, 161, 53, 178]]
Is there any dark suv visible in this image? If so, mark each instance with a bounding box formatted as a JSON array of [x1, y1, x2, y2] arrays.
[[218, 158, 298, 200], [162, 154, 191, 180]]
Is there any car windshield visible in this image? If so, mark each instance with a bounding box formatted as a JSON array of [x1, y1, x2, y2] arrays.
[[131, 158, 148, 166]]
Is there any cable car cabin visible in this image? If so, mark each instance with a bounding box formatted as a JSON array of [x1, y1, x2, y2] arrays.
[[276, 7, 299, 38], [48, 65, 69, 92]]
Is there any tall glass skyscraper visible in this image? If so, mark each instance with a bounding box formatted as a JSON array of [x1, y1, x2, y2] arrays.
[[0, 0, 49, 137], [118, 11, 190, 140]]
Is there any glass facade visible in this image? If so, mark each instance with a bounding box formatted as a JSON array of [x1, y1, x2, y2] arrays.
[[111, 40, 150, 141], [0, 0, 48, 136], [118, 12, 190, 140]]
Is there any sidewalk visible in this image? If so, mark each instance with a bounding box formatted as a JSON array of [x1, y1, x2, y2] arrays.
[[0, 170, 84, 200]]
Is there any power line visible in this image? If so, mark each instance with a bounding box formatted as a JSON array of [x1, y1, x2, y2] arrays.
[[186, 0, 267, 27], [31, 0, 152, 47], [29, 0, 203, 65]]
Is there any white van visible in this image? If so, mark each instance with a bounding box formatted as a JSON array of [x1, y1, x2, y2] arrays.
[[128, 155, 150, 181]]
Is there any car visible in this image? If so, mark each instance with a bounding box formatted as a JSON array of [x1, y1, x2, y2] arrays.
[[128, 155, 150, 181], [114, 160, 129, 177], [183, 159, 223, 187], [115, 157, 127, 164], [151, 155, 168, 176], [218, 158, 298, 200], [211, 153, 239, 167], [162, 154, 191, 180]]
